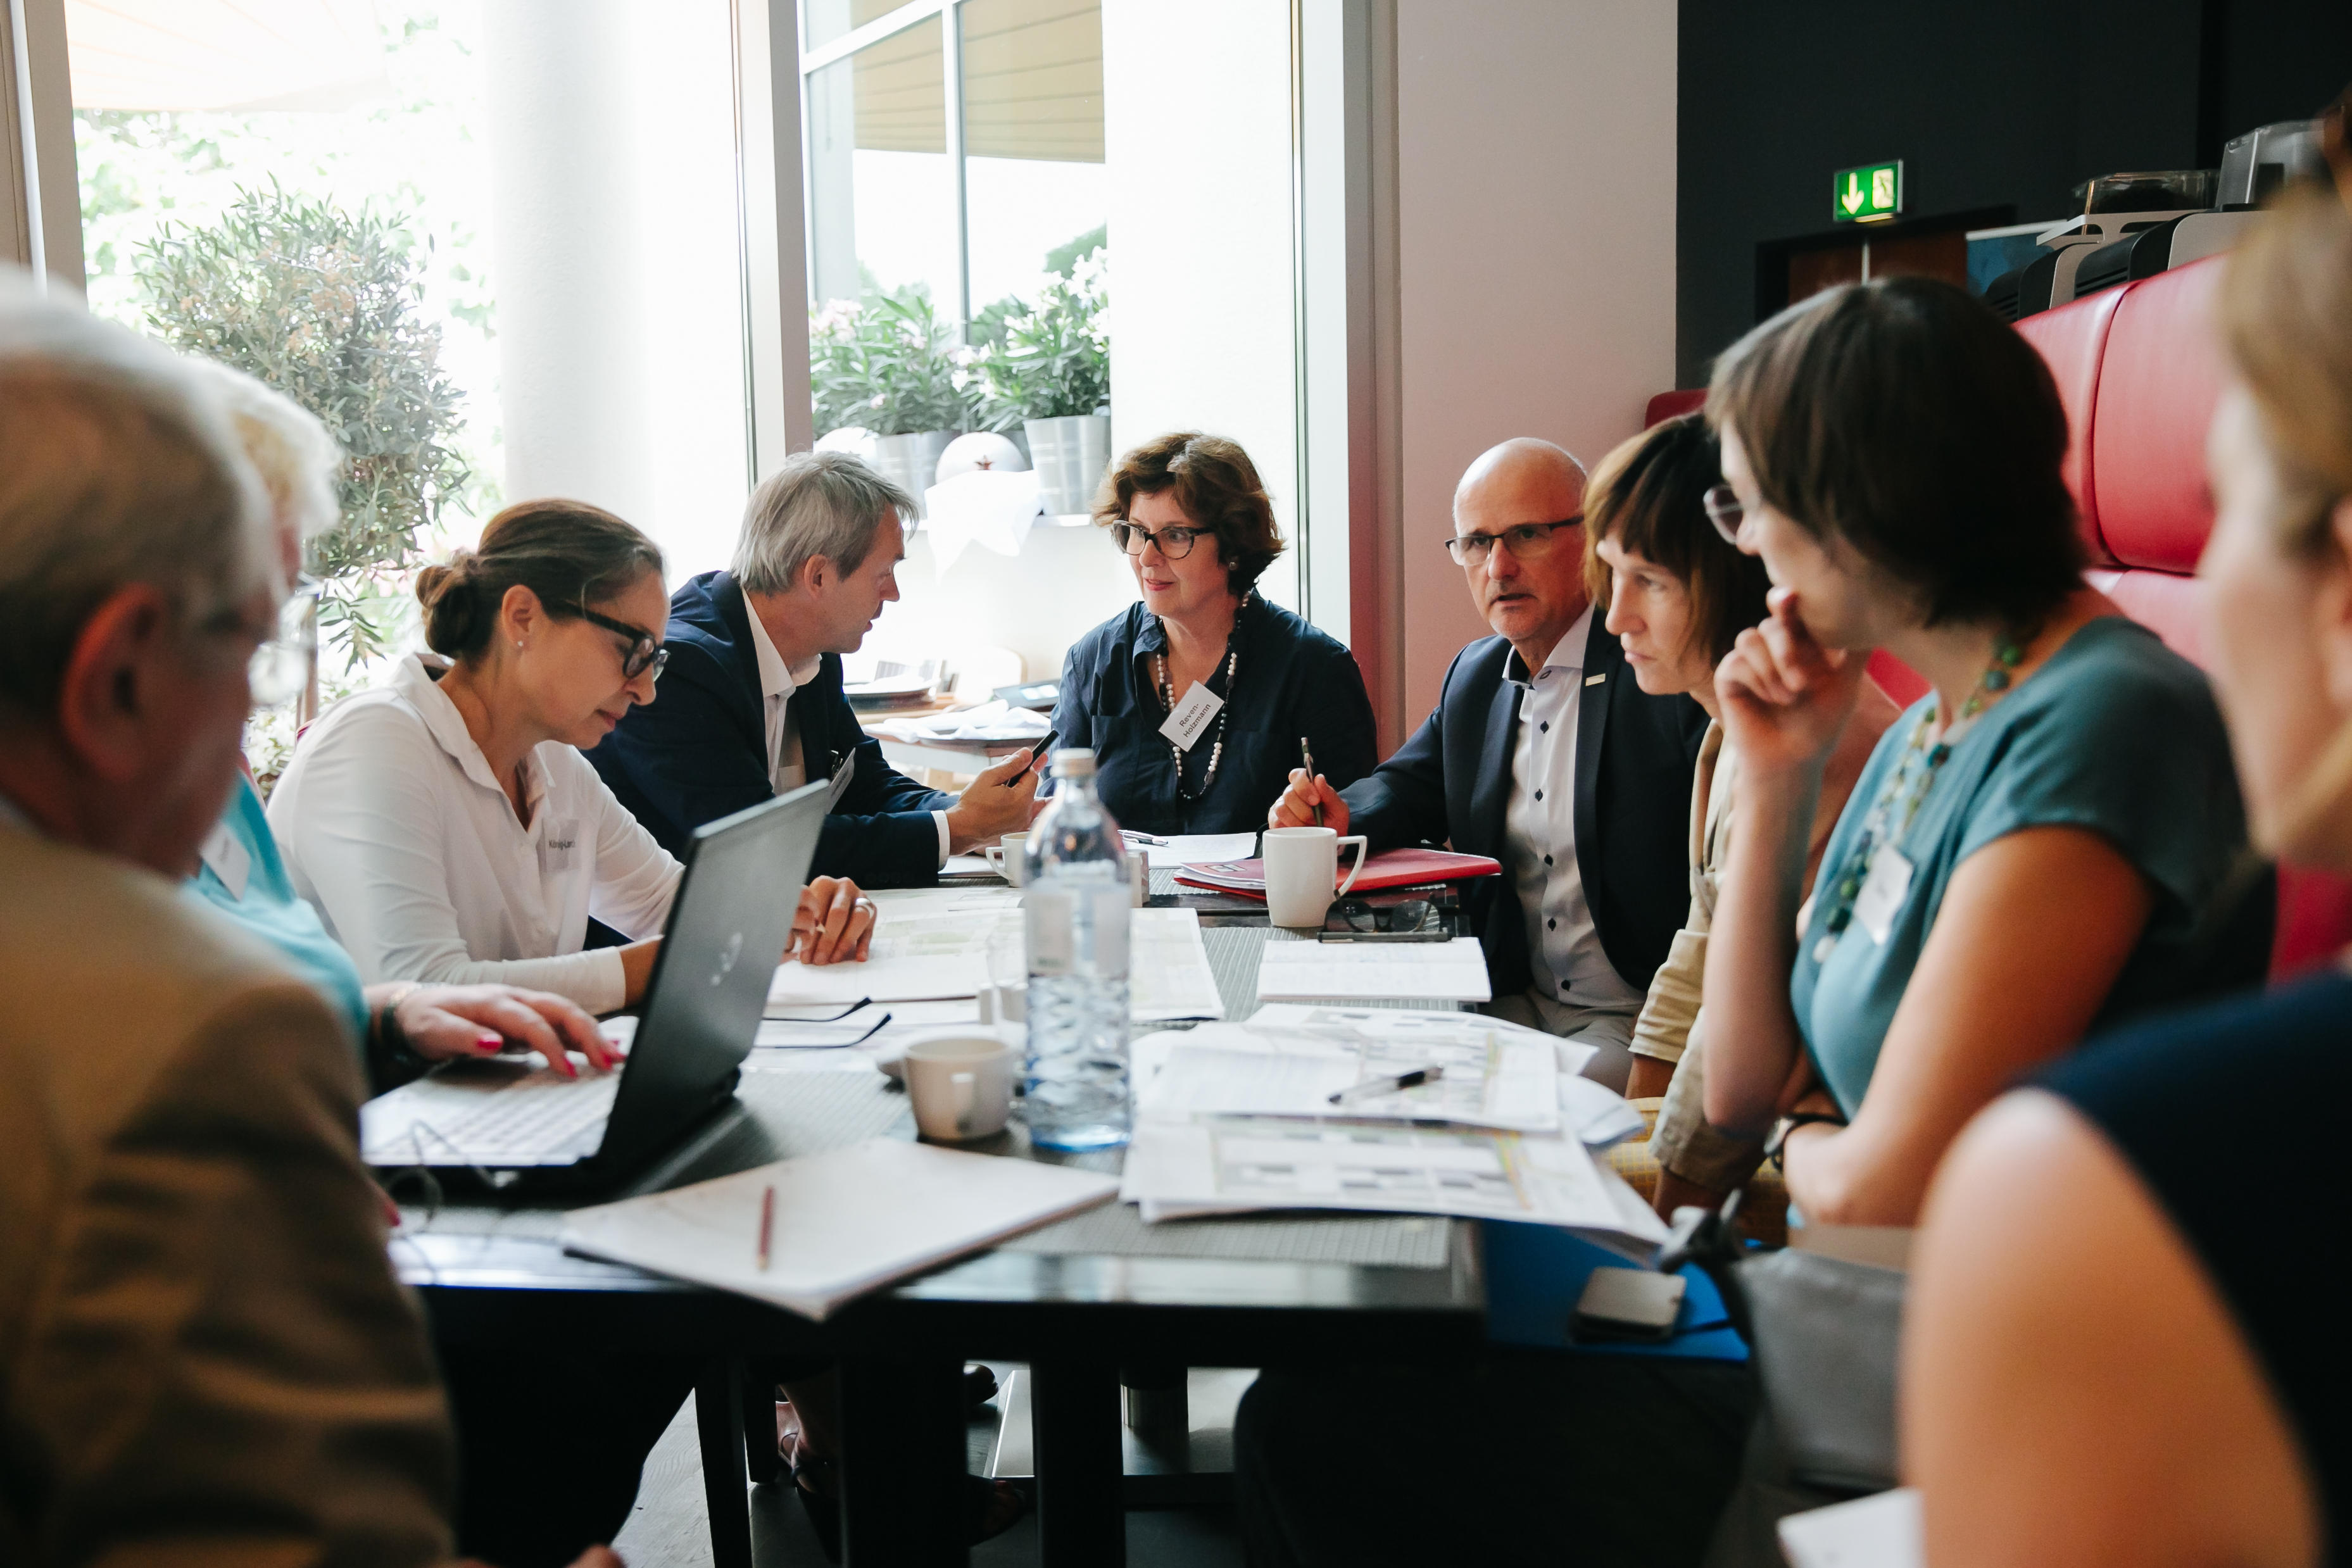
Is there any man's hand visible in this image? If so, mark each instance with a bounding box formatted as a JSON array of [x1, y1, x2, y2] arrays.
[[384, 982, 618, 1078], [793, 875, 877, 965], [943, 750, 1044, 855], [1268, 769, 1348, 834]]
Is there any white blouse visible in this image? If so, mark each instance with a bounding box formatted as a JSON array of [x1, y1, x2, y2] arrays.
[[268, 653, 681, 1013]]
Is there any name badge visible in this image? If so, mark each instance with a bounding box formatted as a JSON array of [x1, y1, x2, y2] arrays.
[[539, 817, 582, 876], [198, 820, 252, 901], [1159, 681, 1224, 752], [826, 753, 857, 808], [1852, 846, 1914, 946]]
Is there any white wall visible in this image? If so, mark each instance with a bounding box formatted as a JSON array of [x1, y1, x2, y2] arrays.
[[1099, 0, 1302, 611], [1391, 0, 1677, 724]]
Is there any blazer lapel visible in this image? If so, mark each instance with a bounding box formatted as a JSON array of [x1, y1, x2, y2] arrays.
[[1464, 656, 1522, 856], [1573, 610, 1618, 864], [712, 574, 770, 741]]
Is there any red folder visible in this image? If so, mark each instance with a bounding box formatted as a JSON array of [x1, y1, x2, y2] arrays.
[[1173, 847, 1502, 897]]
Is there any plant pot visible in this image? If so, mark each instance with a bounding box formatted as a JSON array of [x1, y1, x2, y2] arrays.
[[869, 430, 957, 520], [1024, 414, 1112, 517]]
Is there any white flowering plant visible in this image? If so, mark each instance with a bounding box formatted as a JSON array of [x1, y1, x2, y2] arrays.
[[963, 250, 1110, 432], [808, 284, 966, 437]]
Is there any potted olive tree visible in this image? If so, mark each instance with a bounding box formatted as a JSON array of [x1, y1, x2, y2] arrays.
[[966, 251, 1109, 517], [809, 285, 965, 517]]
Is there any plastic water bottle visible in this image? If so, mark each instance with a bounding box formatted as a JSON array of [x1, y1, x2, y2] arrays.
[[1022, 748, 1133, 1150]]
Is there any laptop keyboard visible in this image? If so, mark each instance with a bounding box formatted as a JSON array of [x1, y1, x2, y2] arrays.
[[364, 1069, 620, 1167]]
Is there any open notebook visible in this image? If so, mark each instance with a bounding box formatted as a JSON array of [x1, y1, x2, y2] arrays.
[[560, 1138, 1119, 1320]]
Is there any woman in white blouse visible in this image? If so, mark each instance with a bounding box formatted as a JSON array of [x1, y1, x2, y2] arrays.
[[272, 498, 873, 1018]]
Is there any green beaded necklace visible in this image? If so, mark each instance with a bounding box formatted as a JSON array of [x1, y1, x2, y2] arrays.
[[1809, 625, 2037, 965]]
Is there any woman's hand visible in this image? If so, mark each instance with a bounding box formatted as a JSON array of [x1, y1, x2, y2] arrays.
[[1716, 587, 1866, 779], [1269, 770, 1349, 833], [794, 876, 877, 965], [384, 982, 617, 1078]]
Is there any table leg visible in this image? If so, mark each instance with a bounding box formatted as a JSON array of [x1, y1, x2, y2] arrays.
[[839, 1353, 967, 1567], [694, 1360, 753, 1568], [742, 1369, 783, 1486], [1031, 1358, 1126, 1568]]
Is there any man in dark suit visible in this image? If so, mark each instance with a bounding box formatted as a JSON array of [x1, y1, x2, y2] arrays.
[[1271, 437, 1709, 1087], [589, 453, 1038, 889]]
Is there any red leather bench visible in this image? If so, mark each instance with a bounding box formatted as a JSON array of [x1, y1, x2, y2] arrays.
[[1649, 258, 2352, 975]]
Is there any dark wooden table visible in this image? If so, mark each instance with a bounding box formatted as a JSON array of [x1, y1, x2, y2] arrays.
[[394, 922, 1485, 1568]]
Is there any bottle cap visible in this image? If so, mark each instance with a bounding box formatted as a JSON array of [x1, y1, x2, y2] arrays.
[[1049, 747, 1098, 779]]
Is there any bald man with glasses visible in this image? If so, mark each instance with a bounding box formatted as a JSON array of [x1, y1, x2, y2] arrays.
[[1271, 437, 1709, 1082]]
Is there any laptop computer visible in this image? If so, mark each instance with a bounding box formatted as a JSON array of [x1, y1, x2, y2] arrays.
[[360, 779, 829, 1195]]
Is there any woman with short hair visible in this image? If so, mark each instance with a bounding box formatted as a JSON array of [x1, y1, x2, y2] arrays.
[[1050, 431, 1377, 836], [1702, 275, 2266, 1227], [272, 498, 872, 1020]]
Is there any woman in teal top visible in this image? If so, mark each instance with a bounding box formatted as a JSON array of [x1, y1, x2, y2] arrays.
[[188, 774, 369, 1044], [1697, 276, 2266, 1227]]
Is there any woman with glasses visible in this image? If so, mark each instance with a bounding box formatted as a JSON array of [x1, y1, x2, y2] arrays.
[[1701, 275, 2265, 1231], [272, 498, 875, 1020], [1049, 431, 1376, 836], [1580, 414, 1899, 1219]]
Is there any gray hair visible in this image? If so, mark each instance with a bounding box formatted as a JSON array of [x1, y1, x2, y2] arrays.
[[0, 270, 274, 718], [182, 356, 344, 542], [731, 450, 915, 594]]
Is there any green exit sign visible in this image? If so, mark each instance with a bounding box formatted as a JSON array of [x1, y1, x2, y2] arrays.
[[1833, 160, 1904, 223]]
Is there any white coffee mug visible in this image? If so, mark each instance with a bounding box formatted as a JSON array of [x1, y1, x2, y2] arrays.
[[1261, 825, 1369, 927], [984, 831, 1030, 887], [905, 1032, 1017, 1141]]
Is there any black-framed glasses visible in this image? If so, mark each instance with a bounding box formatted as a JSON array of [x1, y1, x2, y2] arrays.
[[1112, 520, 1207, 560], [1703, 486, 1746, 546], [578, 605, 668, 681], [1441, 516, 1584, 566]]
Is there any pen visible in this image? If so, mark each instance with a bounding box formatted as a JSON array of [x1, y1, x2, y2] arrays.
[[757, 1184, 775, 1271], [1328, 1065, 1445, 1105], [1316, 930, 1453, 943], [1005, 729, 1060, 787], [1300, 736, 1321, 826]]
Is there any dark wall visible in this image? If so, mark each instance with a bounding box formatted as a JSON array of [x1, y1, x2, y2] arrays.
[[1676, 0, 2352, 389]]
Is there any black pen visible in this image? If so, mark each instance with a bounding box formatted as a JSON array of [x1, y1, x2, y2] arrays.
[[1005, 729, 1059, 787], [1328, 1065, 1445, 1105], [1300, 736, 1321, 826]]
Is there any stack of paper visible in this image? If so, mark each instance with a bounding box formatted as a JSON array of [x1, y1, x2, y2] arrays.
[[1123, 830, 1258, 869], [563, 1138, 1118, 1320], [1255, 937, 1493, 1003]]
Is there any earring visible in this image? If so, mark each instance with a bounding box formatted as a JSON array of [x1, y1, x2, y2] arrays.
[[515, 640, 525, 651]]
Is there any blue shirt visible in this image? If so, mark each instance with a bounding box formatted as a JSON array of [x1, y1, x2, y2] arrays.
[[1792, 617, 2258, 1116], [1050, 593, 1379, 837], [186, 776, 370, 1050]]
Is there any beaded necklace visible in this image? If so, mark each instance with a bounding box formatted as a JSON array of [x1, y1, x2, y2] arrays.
[[1154, 604, 1243, 802], [1809, 625, 2037, 964]]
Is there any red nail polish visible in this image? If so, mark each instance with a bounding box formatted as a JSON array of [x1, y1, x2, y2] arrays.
[[477, 1034, 502, 1053]]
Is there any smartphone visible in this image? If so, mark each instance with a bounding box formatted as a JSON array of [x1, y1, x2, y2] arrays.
[[1008, 729, 1060, 786], [1571, 1266, 1687, 1343]]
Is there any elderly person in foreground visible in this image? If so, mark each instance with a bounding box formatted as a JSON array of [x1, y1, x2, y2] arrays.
[[1907, 142, 2352, 1568], [0, 279, 617, 1566], [589, 450, 1039, 886], [1052, 431, 1377, 836]]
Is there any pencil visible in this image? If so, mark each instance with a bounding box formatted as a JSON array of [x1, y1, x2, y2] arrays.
[[757, 1184, 775, 1271]]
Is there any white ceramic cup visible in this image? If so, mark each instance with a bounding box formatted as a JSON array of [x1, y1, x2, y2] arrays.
[[1261, 825, 1369, 927], [905, 1032, 1017, 1141], [1126, 847, 1148, 907], [984, 831, 1030, 887]]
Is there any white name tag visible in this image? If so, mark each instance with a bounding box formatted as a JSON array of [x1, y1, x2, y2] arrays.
[[827, 753, 857, 808], [198, 820, 252, 901], [1159, 681, 1224, 752], [1852, 846, 1914, 946]]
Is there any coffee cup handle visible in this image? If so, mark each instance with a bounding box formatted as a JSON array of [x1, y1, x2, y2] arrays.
[[984, 844, 1004, 872], [1335, 836, 1370, 896]]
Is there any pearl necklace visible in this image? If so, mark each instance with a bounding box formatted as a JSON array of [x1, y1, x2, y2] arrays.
[[1155, 641, 1239, 802]]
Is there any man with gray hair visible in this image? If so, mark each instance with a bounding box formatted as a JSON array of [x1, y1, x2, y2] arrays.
[[591, 449, 1038, 887], [0, 278, 481, 1565]]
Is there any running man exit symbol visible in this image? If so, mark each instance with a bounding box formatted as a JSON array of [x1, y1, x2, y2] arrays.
[[1832, 160, 1904, 222]]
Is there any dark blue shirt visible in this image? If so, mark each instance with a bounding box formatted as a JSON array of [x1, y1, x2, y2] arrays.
[[1050, 593, 1378, 837]]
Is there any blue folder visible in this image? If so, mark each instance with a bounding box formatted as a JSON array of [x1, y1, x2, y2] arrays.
[[1480, 1220, 1749, 1361]]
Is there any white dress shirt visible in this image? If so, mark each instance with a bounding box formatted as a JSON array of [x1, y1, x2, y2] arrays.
[[268, 653, 682, 1014], [743, 601, 952, 866], [1502, 605, 1644, 1033]]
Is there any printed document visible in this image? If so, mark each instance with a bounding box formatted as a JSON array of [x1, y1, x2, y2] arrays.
[[1135, 1019, 1559, 1132], [1254, 937, 1493, 1002], [562, 1137, 1118, 1320], [1123, 830, 1259, 868]]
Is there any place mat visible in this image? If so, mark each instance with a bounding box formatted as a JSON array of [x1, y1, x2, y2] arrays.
[[1000, 1201, 1452, 1268]]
